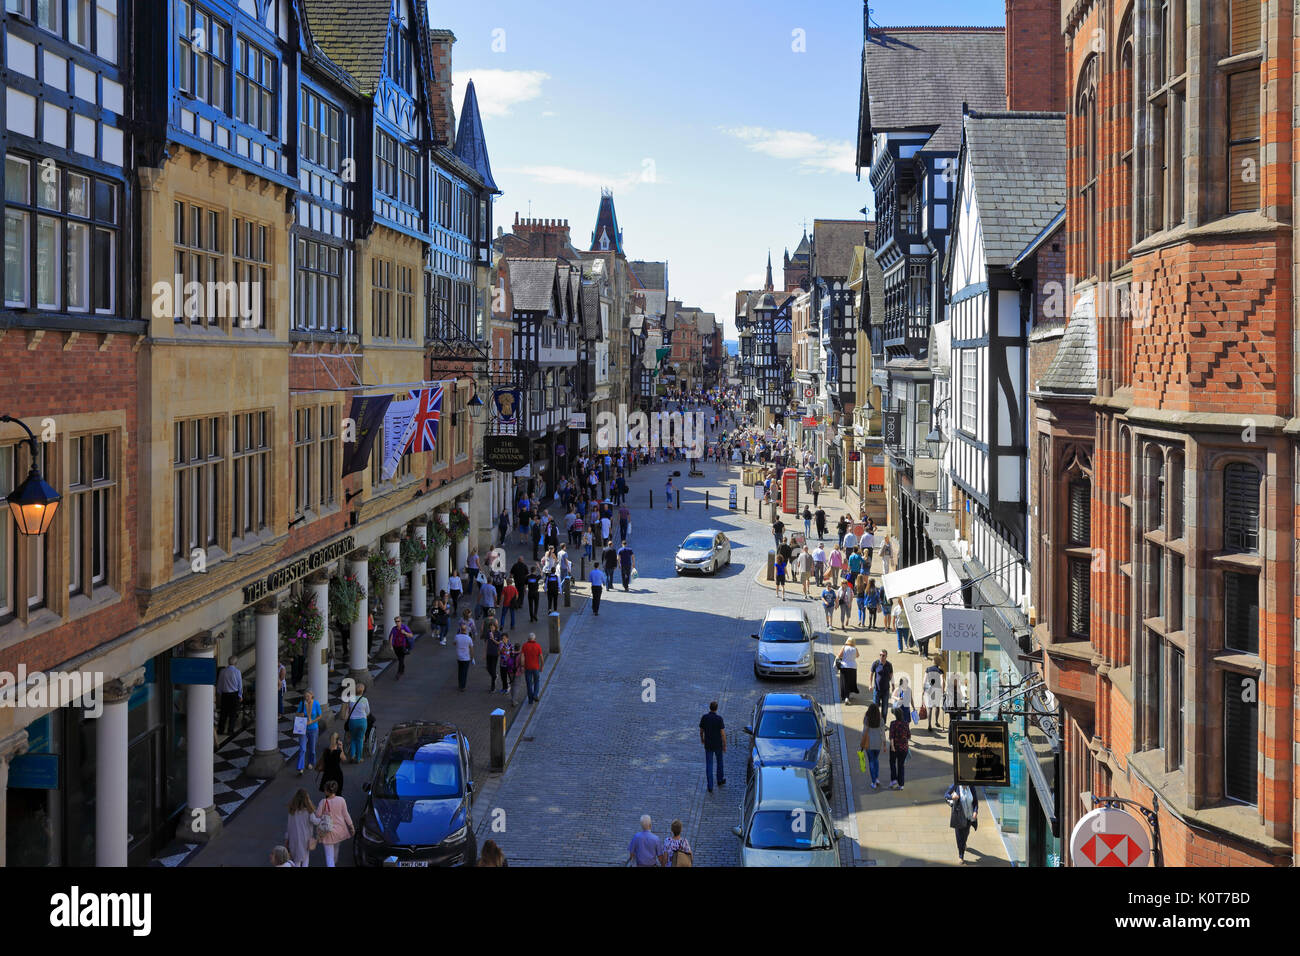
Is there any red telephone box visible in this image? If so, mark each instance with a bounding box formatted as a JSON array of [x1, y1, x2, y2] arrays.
[[781, 468, 799, 515]]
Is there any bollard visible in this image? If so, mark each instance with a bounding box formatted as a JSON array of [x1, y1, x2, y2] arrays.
[[548, 611, 561, 654], [580, 555, 586, 577], [650, 490, 654, 509], [489, 707, 506, 771], [705, 490, 709, 510], [745, 498, 749, 514], [564, 576, 572, 608], [677, 490, 681, 509], [767, 550, 776, 581]]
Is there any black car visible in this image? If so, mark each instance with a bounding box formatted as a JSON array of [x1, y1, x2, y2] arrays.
[[354, 721, 477, 867], [744, 693, 835, 794]]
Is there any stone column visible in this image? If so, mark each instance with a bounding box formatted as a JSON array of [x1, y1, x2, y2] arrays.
[[348, 550, 371, 685], [408, 520, 430, 635], [246, 598, 283, 779], [434, 510, 450, 596], [454, 498, 470, 578], [177, 631, 221, 842], [308, 574, 331, 725], [375, 534, 401, 660], [0, 729, 30, 868], [95, 667, 146, 867]]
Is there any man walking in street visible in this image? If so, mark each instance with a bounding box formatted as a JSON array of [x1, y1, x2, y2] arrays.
[[216, 655, 243, 736], [617, 502, 631, 543], [525, 563, 542, 622], [871, 650, 893, 710], [521, 632, 544, 703], [699, 700, 727, 793], [477, 575, 497, 621], [589, 563, 607, 615], [617, 540, 636, 591], [772, 516, 784, 549], [454, 625, 474, 692], [627, 815, 664, 867], [814, 506, 827, 541]]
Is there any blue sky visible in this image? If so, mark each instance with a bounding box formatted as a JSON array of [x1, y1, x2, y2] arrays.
[[437, 0, 1004, 338]]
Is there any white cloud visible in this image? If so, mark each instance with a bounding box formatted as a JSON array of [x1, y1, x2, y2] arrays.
[[719, 126, 856, 175], [741, 272, 765, 288], [453, 69, 549, 119], [501, 164, 658, 191]]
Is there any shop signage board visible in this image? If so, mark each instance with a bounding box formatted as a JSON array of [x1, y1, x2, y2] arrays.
[[928, 514, 956, 541], [241, 535, 357, 605], [568, 413, 587, 429], [8, 753, 59, 789], [1070, 807, 1151, 867], [729, 484, 738, 509], [913, 456, 939, 492], [941, 606, 984, 652], [952, 720, 1010, 787], [804, 386, 814, 400], [485, 435, 530, 473], [883, 412, 902, 448], [881, 558, 945, 601], [171, 657, 218, 686]]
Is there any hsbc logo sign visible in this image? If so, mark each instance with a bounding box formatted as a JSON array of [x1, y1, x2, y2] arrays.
[[1070, 806, 1151, 868]]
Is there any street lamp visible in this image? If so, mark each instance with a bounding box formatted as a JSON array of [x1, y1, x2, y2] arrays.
[[0, 415, 61, 535], [926, 398, 952, 457], [467, 390, 485, 422]]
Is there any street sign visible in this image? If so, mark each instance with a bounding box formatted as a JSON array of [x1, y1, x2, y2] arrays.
[[803, 386, 814, 400], [883, 411, 902, 448], [951, 720, 1010, 787], [941, 606, 984, 653], [1070, 807, 1151, 867]]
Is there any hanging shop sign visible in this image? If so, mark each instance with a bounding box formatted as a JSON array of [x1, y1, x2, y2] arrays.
[[492, 388, 522, 425], [485, 435, 530, 473], [171, 657, 218, 686], [242, 535, 356, 605], [941, 606, 984, 653], [883, 412, 902, 448], [952, 719, 1010, 787], [913, 456, 940, 492], [1070, 807, 1151, 868], [568, 413, 588, 429]]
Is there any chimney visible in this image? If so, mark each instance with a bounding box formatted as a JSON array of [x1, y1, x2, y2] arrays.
[[427, 29, 457, 146], [1005, 0, 1065, 112]]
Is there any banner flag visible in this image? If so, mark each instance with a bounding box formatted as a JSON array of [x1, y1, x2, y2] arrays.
[[340, 394, 393, 477]]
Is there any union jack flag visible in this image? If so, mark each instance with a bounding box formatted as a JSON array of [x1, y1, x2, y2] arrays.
[[408, 384, 444, 454]]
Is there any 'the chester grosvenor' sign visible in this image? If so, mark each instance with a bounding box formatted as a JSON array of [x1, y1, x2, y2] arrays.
[[242, 535, 356, 605]]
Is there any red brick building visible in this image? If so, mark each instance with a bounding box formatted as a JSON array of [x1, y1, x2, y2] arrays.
[[1049, 0, 1294, 865]]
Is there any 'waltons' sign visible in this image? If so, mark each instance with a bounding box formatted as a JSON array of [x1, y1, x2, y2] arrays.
[[951, 720, 1010, 787]]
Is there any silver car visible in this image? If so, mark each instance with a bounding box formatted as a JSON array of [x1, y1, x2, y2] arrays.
[[752, 606, 817, 678], [675, 529, 731, 575], [732, 766, 842, 867]]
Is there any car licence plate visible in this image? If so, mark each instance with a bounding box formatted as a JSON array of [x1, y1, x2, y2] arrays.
[[395, 860, 430, 867]]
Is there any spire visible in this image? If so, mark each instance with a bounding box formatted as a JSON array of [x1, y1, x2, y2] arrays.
[[764, 251, 773, 291], [589, 189, 624, 254], [452, 80, 498, 193]]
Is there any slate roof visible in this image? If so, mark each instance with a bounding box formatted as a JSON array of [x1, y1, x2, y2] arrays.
[[812, 219, 866, 280], [581, 284, 602, 340], [858, 27, 1006, 166], [1037, 293, 1097, 395], [505, 259, 557, 313], [452, 81, 498, 193], [301, 0, 393, 96], [961, 110, 1067, 266], [590, 192, 624, 253], [629, 260, 667, 292]]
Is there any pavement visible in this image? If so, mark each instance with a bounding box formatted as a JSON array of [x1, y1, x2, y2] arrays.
[[745, 482, 1012, 867]]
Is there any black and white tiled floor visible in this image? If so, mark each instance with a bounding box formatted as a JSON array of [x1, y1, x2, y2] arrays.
[[150, 647, 395, 867]]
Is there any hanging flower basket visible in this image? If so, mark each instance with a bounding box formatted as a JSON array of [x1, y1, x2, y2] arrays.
[[368, 549, 399, 595], [427, 521, 449, 551], [328, 572, 367, 627], [279, 590, 325, 652], [400, 534, 429, 575], [448, 510, 469, 544]]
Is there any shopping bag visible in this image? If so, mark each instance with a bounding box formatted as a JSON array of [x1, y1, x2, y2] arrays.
[[857, 750, 867, 774], [292, 715, 308, 735], [911, 708, 920, 725], [630, 568, 639, 581]]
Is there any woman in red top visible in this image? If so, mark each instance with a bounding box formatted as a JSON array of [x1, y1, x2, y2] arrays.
[[499, 579, 519, 629], [886, 707, 911, 790]]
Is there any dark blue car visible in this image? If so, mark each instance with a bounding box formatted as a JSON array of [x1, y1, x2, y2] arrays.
[[354, 721, 477, 867], [744, 693, 835, 794]]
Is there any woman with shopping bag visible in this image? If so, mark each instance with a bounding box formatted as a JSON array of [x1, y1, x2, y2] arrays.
[[293, 689, 324, 777], [944, 782, 979, 863]]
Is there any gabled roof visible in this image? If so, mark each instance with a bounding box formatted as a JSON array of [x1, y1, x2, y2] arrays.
[[812, 219, 866, 280], [505, 258, 558, 313], [301, 0, 394, 96], [629, 260, 667, 292], [590, 190, 624, 254], [1037, 294, 1097, 395], [452, 80, 498, 193], [858, 27, 1006, 168], [960, 110, 1067, 266]]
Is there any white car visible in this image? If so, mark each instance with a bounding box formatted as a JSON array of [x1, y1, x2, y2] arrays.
[[674, 529, 731, 575], [733, 766, 842, 867], [752, 606, 817, 679]]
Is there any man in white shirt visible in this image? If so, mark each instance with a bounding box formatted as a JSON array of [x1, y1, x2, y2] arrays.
[[216, 656, 243, 736], [812, 544, 827, 586], [843, 528, 858, 552], [454, 627, 474, 692]]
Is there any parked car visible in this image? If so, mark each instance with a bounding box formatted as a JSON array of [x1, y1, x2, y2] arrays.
[[732, 766, 842, 867], [353, 721, 477, 867], [752, 606, 817, 679], [744, 693, 834, 794], [675, 529, 732, 575]]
